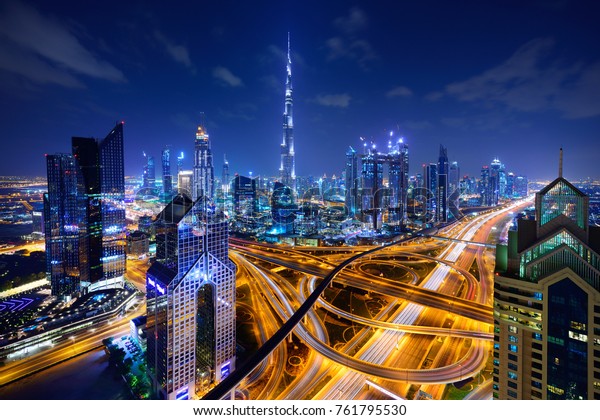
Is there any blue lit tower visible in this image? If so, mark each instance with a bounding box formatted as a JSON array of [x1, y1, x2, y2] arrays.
[[147, 194, 236, 399], [279, 33, 296, 192], [71, 136, 103, 288], [45, 122, 126, 298], [360, 143, 383, 229], [177, 152, 184, 185], [222, 154, 230, 195], [44, 154, 88, 300], [98, 122, 126, 290], [344, 146, 359, 215], [494, 150, 600, 400], [387, 136, 409, 224], [193, 115, 215, 201], [424, 162, 437, 222], [143, 152, 155, 189], [436, 144, 448, 223], [162, 145, 173, 196]]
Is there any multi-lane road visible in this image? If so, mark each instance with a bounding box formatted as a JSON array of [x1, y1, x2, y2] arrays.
[[1, 200, 530, 400]]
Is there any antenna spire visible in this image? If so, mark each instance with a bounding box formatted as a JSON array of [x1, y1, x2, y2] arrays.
[[559, 147, 563, 178]]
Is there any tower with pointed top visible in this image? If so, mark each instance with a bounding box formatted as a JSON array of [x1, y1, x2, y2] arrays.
[[493, 149, 600, 400], [279, 33, 296, 192], [193, 114, 215, 201]]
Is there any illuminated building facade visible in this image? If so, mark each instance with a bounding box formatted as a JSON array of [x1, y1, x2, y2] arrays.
[[279, 33, 296, 191], [345, 146, 359, 216], [44, 154, 88, 300], [193, 117, 215, 201], [436, 144, 448, 223], [162, 146, 173, 197], [44, 122, 126, 298], [147, 194, 236, 400], [178, 170, 193, 197], [142, 153, 155, 189], [494, 162, 600, 400]]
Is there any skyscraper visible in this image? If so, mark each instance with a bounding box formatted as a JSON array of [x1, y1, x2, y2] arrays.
[[178, 170, 193, 197], [480, 165, 491, 206], [360, 145, 383, 229], [424, 163, 438, 222], [436, 144, 448, 223], [344, 146, 359, 216], [449, 161, 460, 195], [193, 116, 215, 201], [45, 122, 126, 299], [279, 33, 295, 191], [98, 122, 126, 291], [44, 154, 88, 300], [494, 152, 600, 400], [222, 155, 230, 195], [387, 138, 409, 224], [162, 146, 173, 197], [147, 194, 236, 399], [142, 153, 156, 189], [514, 175, 529, 198], [177, 152, 184, 187]]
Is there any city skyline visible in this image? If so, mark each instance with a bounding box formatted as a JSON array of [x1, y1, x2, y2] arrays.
[[1, 1, 600, 181]]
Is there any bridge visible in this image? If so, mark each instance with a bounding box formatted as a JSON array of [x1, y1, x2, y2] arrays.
[[421, 234, 496, 249], [203, 234, 417, 400]]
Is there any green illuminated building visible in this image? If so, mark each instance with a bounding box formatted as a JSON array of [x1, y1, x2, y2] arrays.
[[494, 159, 600, 400]]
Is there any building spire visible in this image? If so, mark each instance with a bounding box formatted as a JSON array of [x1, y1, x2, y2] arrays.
[[559, 147, 563, 178]]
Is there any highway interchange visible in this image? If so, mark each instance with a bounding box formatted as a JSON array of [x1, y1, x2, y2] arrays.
[[0, 199, 530, 400]]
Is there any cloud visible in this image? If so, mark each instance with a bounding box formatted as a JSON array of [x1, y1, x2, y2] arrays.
[[314, 93, 351, 108], [326, 7, 378, 70], [425, 91, 443, 102], [443, 37, 600, 119], [0, 1, 126, 86], [154, 30, 193, 70], [212, 66, 243, 87], [333, 6, 368, 34], [386, 86, 413, 98]]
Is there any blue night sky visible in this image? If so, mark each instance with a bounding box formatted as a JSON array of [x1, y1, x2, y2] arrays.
[[1, 0, 599, 181]]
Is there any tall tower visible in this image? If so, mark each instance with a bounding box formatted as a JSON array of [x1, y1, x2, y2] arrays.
[[494, 151, 600, 400], [147, 194, 236, 399], [98, 122, 126, 291], [193, 114, 215, 201], [436, 144, 448, 223], [44, 154, 88, 300], [279, 33, 296, 191], [222, 155, 230, 195], [345, 146, 359, 215], [162, 146, 173, 197], [143, 153, 155, 189], [387, 137, 409, 224], [45, 122, 126, 299]]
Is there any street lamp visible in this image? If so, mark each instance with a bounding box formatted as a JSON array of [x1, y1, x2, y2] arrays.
[[69, 336, 76, 355]]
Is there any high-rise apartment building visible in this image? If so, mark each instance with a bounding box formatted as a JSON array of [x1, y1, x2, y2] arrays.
[[178, 170, 193, 197], [436, 144, 448, 223], [143, 153, 156, 189], [279, 33, 296, 191], [424, 163, 438, 222], [162, 146, 173, 197], [222, 155, 230, 195], [44, 122, 126, 299], [494, 155, 600, 400], [193, 117, 214, 201], [514, 175, 529, 198], [345, 146, 359, 216], [147, 194, 236, 400], [44, 154, 88, 300]]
